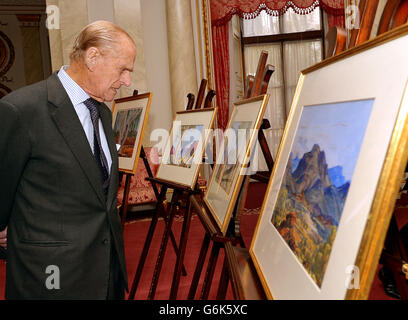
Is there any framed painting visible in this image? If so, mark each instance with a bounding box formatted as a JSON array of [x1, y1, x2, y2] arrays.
[[250, 25, 408, 300], [204, 94, 270, 235], [112, 92, 152, 174], [156, 108, 217, 189]]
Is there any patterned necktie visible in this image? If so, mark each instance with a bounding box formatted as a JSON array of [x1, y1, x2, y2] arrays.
[[83, 98, 110, 194]]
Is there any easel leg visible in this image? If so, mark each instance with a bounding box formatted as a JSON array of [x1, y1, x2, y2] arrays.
[[120, 173, 133, 227], [128, 186, 167, 300], [216, 256, 230, 300], [170, 196, 192, 299], [148, 190, 181, 300], [187, 232, 211, 299], [231, 176, 250, 248], [200, 241, 222, 300], [141, 147, 187, 276], [166, 212, 188, 277]]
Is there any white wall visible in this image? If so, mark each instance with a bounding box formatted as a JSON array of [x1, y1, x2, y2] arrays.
[[140, 0, 173, 144], [87, 0, 114, 23], [47, 0, 173, 146]]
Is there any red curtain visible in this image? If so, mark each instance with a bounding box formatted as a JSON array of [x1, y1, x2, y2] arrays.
[[211, 0, 344, 26], [212, 23, 230, 130], [327, 13, 345, 29], [210, 0, 345, 130]]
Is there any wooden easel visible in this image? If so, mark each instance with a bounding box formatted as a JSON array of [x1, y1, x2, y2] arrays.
[[188, 194, 266, 299], [128, 80, 216, 300], [117, 91, 189, 286], [187, 134, 272, 299], [327, 0, 408, 58], [144, 177, 201, 300], [119, 90, 157, 227], [119, 146, 157, 226], [187, 51, 275, 299]]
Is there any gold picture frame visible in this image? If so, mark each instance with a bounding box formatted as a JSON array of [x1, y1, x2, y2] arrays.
[[250, 24, 408, 300], [156, 107, 217, 190], [204, 94, 269, 235], [112, 92, 152, 174]]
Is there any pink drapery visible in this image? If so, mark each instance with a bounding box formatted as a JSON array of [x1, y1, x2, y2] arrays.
[[212, 23, 230, 130], [210, 0, 344, 131]]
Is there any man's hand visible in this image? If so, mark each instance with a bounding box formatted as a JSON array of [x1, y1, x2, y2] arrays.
[[0, 227, 7, 250]]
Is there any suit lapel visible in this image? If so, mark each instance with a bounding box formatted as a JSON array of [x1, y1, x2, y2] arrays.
[[47, 73, 106, 205], [99, 104, 119, 209]]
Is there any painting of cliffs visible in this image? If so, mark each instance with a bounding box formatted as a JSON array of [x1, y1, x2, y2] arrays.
[[113, 107, 143, 158], [271, 99, 374, 288], [169, 125, 204, 168]]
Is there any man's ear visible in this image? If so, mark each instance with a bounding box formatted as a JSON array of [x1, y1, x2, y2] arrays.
[[85, 47, 100, 71]]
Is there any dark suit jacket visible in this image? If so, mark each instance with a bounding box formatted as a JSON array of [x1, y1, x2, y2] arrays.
[[0, 73, 127, 299]]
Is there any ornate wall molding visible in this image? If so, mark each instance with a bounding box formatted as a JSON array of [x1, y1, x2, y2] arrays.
[[0, 0, 45, 6], [16, 14, 41, 27], [0, 30, 15, 77]]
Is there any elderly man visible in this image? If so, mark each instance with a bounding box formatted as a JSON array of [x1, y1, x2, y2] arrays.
[[0, 20, 136, 299]]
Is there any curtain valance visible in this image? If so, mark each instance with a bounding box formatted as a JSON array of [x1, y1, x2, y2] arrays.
[[211, 0, 344, 26]]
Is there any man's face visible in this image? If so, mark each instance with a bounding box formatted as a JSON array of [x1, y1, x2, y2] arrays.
[[89, 36, 136, 102]]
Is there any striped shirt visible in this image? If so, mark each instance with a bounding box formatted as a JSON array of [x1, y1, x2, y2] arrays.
[[57, 65, 112, 173]]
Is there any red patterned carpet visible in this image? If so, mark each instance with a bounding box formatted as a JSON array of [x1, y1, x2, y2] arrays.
[[0, 182, 402, 300]]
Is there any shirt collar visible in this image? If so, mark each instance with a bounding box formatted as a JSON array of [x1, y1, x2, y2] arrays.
[[57, 65, 90, 106]]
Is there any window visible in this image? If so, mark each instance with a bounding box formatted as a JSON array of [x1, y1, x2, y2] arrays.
[[238, 8, 325, 159], [242, 7, 322, 36]]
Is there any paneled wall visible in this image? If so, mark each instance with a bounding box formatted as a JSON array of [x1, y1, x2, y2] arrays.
[[0, 1, 51, 97]]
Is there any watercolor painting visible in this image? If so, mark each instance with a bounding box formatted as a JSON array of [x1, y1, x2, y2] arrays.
[[113, 108, 143, 158], [215, 121, 253, 195], [271, 99, 374, 287], [169, 124, 204, 168]]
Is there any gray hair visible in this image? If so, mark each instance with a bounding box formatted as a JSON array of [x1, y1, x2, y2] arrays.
[[69, 20, 134, 62]]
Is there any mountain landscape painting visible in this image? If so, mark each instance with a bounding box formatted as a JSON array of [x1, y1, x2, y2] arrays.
[[169, 125, 203, 168], [113, 108, 143, 158], [215, 121, 253, 195], [271, 99, 374, 288]]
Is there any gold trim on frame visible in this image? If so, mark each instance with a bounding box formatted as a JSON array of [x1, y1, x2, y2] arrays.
[[202, 0, 213, 91], [249, 23, 408, 300], [112, 92, 152, 175], [304, 23, 408, 75], [204, 94, 270, 235], [249, 74, 305, 300], [195, 0, 204, 80], [346, 79, 408, 300], [156, 107, 217, 190]]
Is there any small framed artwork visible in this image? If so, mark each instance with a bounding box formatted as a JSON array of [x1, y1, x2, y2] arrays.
[[156, 108, 217, 189], [204, 94, 270, 235], [112, 92, 152, 173], [250, 25, 408, 300]]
